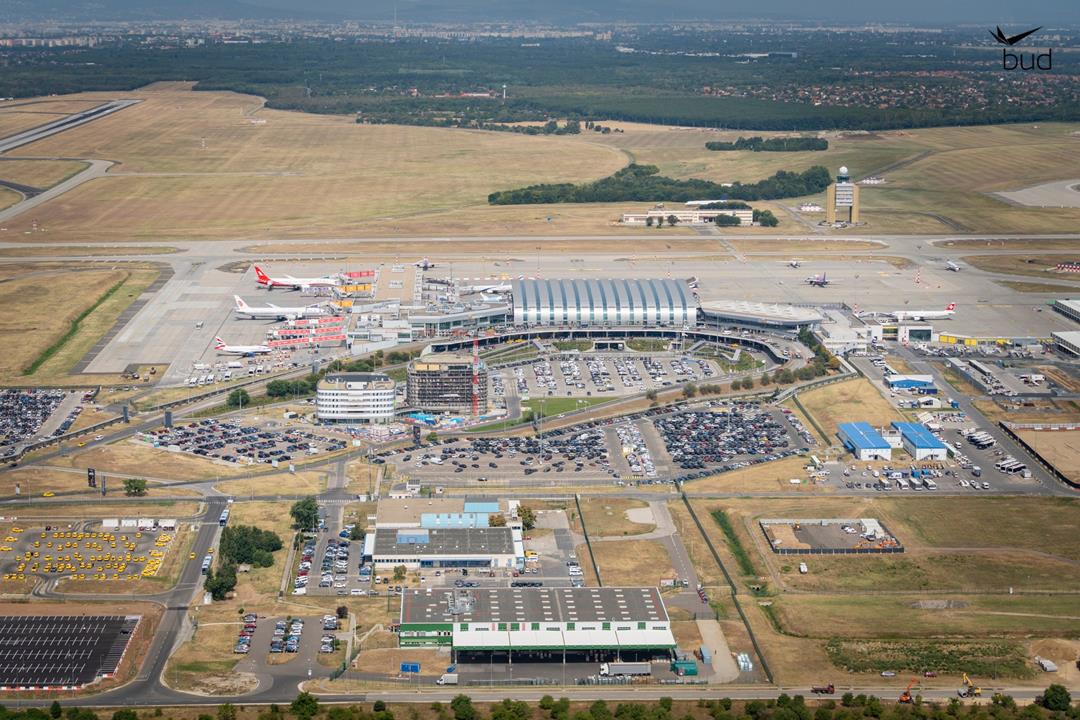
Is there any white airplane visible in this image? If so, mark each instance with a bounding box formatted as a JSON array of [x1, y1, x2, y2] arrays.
[[460, 283, 513, 295], [213, 336, 272, 355], [415, 258, 435, 270], [233, 296, 329, 321], [789, 259, 802, 268], [254, 265, 341, 291], [946, 260, 961, 272], [889, 303, 956, 321]]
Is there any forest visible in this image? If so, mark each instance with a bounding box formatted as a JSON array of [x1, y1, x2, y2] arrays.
[[706, 137, 829, 152], [487, 164, 831, 204]]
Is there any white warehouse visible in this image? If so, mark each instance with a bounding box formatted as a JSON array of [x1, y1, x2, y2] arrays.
[[316, 372, 396, 424]]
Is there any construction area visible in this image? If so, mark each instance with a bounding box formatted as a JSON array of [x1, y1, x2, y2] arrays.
[[759, 518, 904, 555]]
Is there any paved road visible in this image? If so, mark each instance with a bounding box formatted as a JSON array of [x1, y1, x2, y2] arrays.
[[0, 100, 139, 154], [0, 158, 113, 224]]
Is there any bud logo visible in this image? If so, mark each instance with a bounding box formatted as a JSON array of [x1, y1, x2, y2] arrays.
[[991, 25, 1051, 70]]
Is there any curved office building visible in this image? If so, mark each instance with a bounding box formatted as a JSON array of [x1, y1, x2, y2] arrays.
[[511, 278, 697, 327]]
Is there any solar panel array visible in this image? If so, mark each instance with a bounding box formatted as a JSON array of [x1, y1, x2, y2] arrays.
[[0, 615, 140, 688]]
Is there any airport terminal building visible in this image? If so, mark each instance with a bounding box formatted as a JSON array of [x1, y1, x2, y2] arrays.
[[399, 587, 676, 662], [512, 279, 697, 327]]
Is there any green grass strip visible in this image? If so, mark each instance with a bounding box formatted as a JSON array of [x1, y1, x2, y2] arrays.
[[710, 509, 757, 576], [23, 276, 128, 376]]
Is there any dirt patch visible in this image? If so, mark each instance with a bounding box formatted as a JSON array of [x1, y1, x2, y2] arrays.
[[1016, 429, 1080, 482]]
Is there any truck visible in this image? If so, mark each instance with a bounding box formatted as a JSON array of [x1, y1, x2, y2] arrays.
[[436, 674, 459, 685], [811, 684, 836, 695], [599, 662, 652, 677], [699, 646, 712, 664]]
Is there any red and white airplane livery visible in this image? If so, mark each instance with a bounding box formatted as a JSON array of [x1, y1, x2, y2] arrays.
[[888, 303, 956, 321], [254, 265, 341, 291]]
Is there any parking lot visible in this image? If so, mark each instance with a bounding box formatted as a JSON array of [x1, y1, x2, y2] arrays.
[[137, 419, 347, 466], [0, 388, 80, 458], [0, 522, 179, 587], [0, 614, 141, 689], [233, 612, 341, 658], [493, 355, 720, 400]]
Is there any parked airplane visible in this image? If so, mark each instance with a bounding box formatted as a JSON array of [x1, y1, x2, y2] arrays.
[[234, 296, 329, 321], [789, 259, 802, 268], [889, 303, 956, 321], [254, 265, 341, 291], [946, 260, 961, 272], [213, 336, 272, 355], [460, 283, 513, 295], [805, 272, 832, 287]]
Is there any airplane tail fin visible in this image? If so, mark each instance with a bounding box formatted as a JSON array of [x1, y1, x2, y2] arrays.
[[946, 303, 956, 311], [214, 336, 226, 349], [254, 266, 270, 283], [234, 295, 247, 309]]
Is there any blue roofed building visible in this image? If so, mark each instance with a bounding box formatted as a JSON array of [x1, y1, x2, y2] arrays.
[[838, 422, 892, 461], [892, 422, 949, 461]]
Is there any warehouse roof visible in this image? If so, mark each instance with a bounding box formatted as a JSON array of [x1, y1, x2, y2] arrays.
[[401, 587, 669, 625], [891, 422, 947, 450], [372, 527, 513, 557], [838, 422, 891, 450]]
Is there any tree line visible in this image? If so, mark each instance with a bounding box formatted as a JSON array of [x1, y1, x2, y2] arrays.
[[3, 685, 1076, 720], [706, 137, 829, 152], [487, 164, 831, 205]]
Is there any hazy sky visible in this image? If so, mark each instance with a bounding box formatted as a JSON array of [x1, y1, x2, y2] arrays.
[[6, 0, 1079, 24]]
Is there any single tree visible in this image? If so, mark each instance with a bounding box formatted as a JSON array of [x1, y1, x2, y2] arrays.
[[226, 388, 250, 408], [51, 702, 63, 719], [123, 478, 148, 496], [290, 692, 320, 720], [1039, 684, 1071, 711], [517, 505, 537, 531], [290, 496, 319, 531]]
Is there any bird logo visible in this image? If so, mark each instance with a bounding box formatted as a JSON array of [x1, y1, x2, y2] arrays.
[[990, 26, 1042, 46]]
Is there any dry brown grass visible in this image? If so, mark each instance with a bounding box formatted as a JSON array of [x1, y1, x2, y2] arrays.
[[973, 398, 1080, 424], [1016, 430, 1080, 482], [684, 455, 818, 494], [961, 254, 1080, 282], [53, 440, 250, 480], [0, 159, 88, 188], [797, 377, 904, 440], [0, 267, 125, 378], [10, 501, 201, 518], [0, 245, 179, 257], [214, 471, 327, 497], [0, 187, 19, 211], [6, 88, 627, 243], [572, 497, 655, 537], [576, 539, 674, 587]]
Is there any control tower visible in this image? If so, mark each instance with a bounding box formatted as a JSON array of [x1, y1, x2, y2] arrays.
[[825, 165, 860, 224]]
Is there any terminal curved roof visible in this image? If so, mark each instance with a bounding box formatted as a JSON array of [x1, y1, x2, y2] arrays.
[[511, 278, 696, 325]]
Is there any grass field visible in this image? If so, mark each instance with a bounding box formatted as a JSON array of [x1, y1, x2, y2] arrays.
[[5, 87, 627, 242], [213, 471, 327, 497], [0, 245, 180, 257], [223, 500, 296, 598], [0, 159, 88, 188], [53, 441, 250, 480], [577, 539, 673, 587], [796, 378, 903, 440], [0, 186, 19, 210], [0, 266, 127, 379], [677, 495, 1080, 682], [1016, 430, 1080, 483], [684, 455, 816, 494], [973, 398, 1080, 425], [572, 497, 655, 537], [5, 87, 1078, 239], [962, 254, 1080, 281]]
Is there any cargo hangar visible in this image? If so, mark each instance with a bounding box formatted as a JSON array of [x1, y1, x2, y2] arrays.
[[399, 587, 676, 663]]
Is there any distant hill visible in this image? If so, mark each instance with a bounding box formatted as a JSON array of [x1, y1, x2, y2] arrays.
[[0, 0, 299, 22]]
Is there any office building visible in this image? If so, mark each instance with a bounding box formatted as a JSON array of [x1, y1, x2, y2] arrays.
[[315, 373, 396, 424]]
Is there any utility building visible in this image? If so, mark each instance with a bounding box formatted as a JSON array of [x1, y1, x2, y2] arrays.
[[399, 587, 676, 664], [838, 422, 892, 461], [367, 527, 518, 569], [511, 279, 697, 327], [892, 422, 949, 461]]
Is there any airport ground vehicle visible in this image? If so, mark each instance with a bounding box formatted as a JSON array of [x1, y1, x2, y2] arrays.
[[436, 673, 459, 685]]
